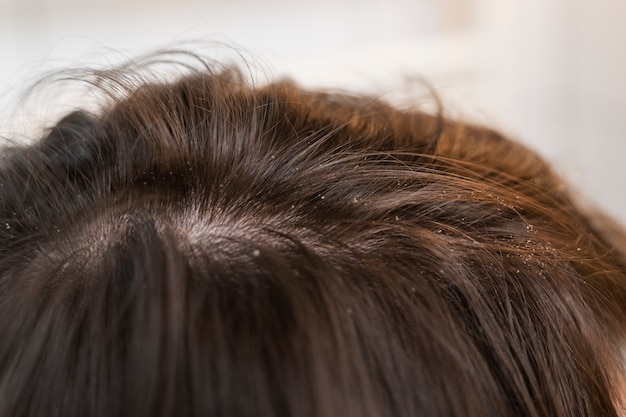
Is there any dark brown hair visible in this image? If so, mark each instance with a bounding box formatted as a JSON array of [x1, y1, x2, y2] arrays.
[[1, 56, 626, 417]]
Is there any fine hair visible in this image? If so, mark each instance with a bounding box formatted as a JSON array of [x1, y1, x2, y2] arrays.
[[1, 55, 626, 417]]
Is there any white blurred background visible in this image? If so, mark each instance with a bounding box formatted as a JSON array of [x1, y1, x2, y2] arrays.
[[1, 0, 625, 224]]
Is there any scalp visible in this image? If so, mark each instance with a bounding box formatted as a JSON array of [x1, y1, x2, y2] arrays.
[[0, 58, 626, 417]]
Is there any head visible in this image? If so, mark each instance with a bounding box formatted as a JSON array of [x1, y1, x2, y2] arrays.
[[1, 56, 626, 417]]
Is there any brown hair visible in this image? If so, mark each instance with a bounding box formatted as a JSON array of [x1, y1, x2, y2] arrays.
[[1, 57, 626, 417]]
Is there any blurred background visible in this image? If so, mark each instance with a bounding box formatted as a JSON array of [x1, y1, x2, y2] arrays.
[[1, 0, 625, 224]]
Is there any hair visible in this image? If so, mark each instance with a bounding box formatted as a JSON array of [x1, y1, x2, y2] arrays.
[[1, 55, 626, 417]]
